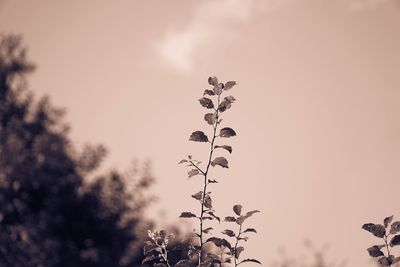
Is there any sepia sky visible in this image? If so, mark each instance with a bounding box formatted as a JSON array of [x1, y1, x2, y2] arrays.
[[1, 0, 400, 266]]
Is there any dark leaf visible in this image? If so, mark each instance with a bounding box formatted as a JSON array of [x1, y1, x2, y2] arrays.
[[213, 83, 224, 95], [199, 97, 214, 109], [244, 210, 261, 219], [390, 235, 400, 247], [222, 229, 236, 237], [239, 259, 261, 265], [378, 256, 393, 266], [224, 95, 236, 103], [218, 100, 232, 112], [243, 228, 257, 234], [220, 127, 236, 137], [204, 113, 217, 125], [206, 237, 223, 247], [224, 81, 237, 90], [224, 216, 237, 222], [144, 244, 159, 255], [367, 246, 385, 258], [235, 246, 244, 259], [207, 211, 220, 223], [203, 227, 213, 234], [208, 76, 218, 86], [191, 191, 203, 201], [225, 258, 232, 263], [211, 157, 229, 168], [384, 215, 394, 227], [390, 221, 400, 235], [214, 145, 232, 153], [180, 212, 197, 218], [188, 169, 200, 178], [220, 238, 232, 249], [142, 255, 158, 264], [208, 179, 218, 183], [362, 223, 386, 238], [204, 195, 212, 209], [178, 159, 188, 164], [204, 89, 215, 96], [233, 204, 242, 216], [189, 131, 209, 142]]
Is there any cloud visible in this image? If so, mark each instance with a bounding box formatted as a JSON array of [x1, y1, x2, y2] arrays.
[[156, 0, 269, 73]]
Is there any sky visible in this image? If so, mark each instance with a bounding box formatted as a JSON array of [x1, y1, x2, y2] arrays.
[[1, 0, 400, 266]]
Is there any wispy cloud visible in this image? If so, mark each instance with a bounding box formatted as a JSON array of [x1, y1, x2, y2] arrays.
[[156, 0, 271, 73]]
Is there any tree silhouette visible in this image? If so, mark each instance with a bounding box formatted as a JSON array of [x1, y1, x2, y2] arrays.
[[0, 34, 154, 267]]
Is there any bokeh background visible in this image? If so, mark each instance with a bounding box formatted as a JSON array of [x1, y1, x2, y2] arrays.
[[1, 0, 400, 266]]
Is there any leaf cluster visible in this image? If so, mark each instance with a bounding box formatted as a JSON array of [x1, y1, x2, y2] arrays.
[[362, 215, 400, 266]]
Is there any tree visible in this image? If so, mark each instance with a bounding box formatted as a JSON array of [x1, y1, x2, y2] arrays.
[[0, 34, 154, 267]]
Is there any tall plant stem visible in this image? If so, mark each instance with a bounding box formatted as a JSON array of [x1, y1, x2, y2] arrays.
[[198, 94, 221, 267], [233, 223, 243, 267]]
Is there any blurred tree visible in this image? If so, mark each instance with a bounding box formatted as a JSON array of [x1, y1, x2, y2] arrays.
[[0, 34, 155, 267]]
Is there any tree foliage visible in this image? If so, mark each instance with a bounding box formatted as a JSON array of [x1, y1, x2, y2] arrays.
[[0, 34, 155, 267]]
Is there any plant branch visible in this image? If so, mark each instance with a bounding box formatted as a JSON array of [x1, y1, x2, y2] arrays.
[[198, 94, 221, 266]]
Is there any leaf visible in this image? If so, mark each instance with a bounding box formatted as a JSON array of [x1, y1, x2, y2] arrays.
[[218, 100, 232, 112], [191, 191, 203, 201], [235, 246, 244, 259], [222, 229, 236, 237], [204, 89, 215, 96], [180, 212, 197, 218], [239, 259, 261, 265], [178, 159, 188, 164], [220, 238, 232, 249], [199, 97, 214, 109], [214, 145, 232, 153], [390, 235, 400, 247], [233, 205, 242, 216], [208, 179, 218, 183], [144, 244, 159, 255], [204, 113, 217, 125], [390, 221, 400, 234], [211, 157, 229, 168], [188, 169, 200, 178], [202, 227, 213, 234], [243, 228, 257, 234], [224, 216, 237, 222], [206, 237, 223, 247], [224, 95, 236, 103], [244, 210, 260, 219], [207, 211, 220, 223], [362, 223, 386, 238], [384, 215, 394, 227], [378, 256, 393, 266], [208, 76, 218, 86], [189, 131, 209, 142], [224, 81, 237, 90], [142, 255, 157, 264], [367, 246, 385, 258], [220, 127, 236, 138], [204, 195, 212, 209], [213, 83, 224, 95]]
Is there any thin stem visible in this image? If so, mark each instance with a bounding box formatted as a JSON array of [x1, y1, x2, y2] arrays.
[[198, 94, 221, 267], [189, 161, 205, 175], [383, 234, 392, 267], [234, 223, 243, 267]]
